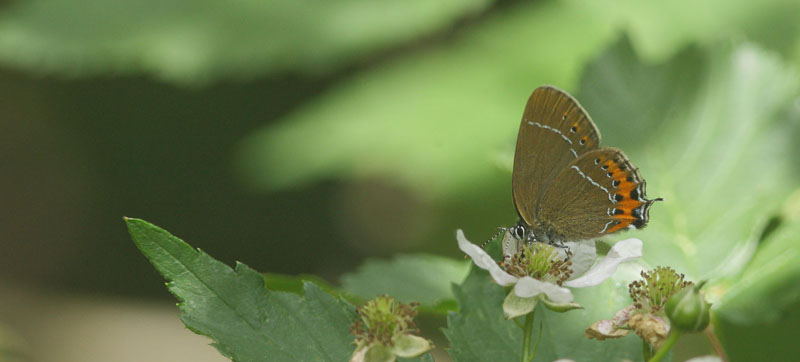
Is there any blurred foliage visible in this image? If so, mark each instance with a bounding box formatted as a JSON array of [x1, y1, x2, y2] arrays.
[[263, 254, 467, 315], [236, 0, 619, 197], [340, 254, 468, 309], [715, 189, 800, 324], [0, 0, 492, 83], [236, 0, 800, 198]]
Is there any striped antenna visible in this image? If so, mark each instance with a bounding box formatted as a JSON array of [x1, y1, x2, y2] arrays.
[[480, 227, 508, 249]]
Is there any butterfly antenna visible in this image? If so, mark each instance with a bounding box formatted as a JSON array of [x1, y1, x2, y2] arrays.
[[480, 227, 507, 249]]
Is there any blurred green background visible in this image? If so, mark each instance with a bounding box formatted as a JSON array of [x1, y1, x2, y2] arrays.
[[1, 0, 800, 361]]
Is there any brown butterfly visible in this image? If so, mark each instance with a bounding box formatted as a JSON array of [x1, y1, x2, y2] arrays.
[[506, 85, 661, 245]]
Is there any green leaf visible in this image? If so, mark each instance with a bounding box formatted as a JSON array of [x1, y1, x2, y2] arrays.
[[714, 297, 800, 361], [715, 189, 800, 324], [340, 254, 469, 312], [444, 268, 519, 362], [574, 38, 800, 355], [125, 217, 356, 362], [444, 266, 643, 361], [0, 0, 492, 84]]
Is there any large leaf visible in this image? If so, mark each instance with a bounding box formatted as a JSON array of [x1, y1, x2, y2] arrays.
[[340, 254, 469, 313], [126, 217, 356, 361], [0, 0, 492, 83], [579, 41, 799, 282], [576, 39, 800, 359]]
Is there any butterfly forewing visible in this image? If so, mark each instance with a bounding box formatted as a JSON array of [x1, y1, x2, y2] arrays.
[[536, 148, 657, 240], [512, 86, 602, 227]]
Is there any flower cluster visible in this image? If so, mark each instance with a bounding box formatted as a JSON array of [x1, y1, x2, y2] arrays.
[[586, 266, 695, 347]]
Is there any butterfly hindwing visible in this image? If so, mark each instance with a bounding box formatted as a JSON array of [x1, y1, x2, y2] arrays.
[[536, 147, 658, 240]]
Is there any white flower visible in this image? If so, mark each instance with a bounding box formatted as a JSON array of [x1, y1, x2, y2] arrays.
[[457, 229, 642, 318]]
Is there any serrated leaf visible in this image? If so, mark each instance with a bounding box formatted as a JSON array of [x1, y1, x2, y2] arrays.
[[0, 0, 492, 84], [125, 217, 356, 362], [340, 254, 468, 312]]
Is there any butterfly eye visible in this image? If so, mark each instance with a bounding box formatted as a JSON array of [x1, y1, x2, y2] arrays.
[[512, 225, 526, 240], [570, 126, 577, 133]]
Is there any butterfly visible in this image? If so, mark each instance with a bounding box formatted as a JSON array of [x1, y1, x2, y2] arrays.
[[502, 85, 661, 248]]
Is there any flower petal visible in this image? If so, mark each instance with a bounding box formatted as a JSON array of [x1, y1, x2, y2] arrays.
[[350, 344, 395, 362], [562, 239, 597, 277], [457, 229, 518, 286], [502, 292, 538, 319], [391, 335, 433, 358], [514, 276, 574, 303], [542, 298, 583, 313], [564, 238, 642, 288], [684, 356, 722, 362], [585, 319, 631, 340], [584, 305, 635, 340]]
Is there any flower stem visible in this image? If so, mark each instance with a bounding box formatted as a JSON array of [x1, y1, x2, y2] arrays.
[[648, 331, 680, 362], [705, 324, 729, 362], [642, 340, 653, 361], [531, 321, 543, 359], [521, 311, 535, 362]]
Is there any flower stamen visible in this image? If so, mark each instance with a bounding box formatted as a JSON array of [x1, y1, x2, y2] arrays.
[[628, 266, 692, 312], [503, 243, 573, 285]]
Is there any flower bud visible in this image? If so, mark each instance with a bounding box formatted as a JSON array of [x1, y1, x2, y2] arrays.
[[665, 281, 711, 333]]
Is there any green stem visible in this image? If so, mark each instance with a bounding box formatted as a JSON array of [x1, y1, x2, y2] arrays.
[[531, 321, 543, 359], [642, 339, 653, 361], [521, 311, 535, 362], [648, 331, 680, 362]]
